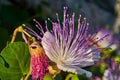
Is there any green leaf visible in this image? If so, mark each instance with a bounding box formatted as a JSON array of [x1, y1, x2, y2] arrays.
[[100, 63, 107, 73], [43, 75, 53, 80], [115, 55, 120, 62], [77, 74, 89, 80], [0, 42, 30, 80], [71, 75, 79, 80], [54, 73, 63, 80]]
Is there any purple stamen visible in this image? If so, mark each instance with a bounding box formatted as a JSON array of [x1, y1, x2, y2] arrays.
[[24, 7, 113, 78]]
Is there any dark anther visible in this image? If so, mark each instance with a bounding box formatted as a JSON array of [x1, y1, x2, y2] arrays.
[[31, 46, 37, 49]]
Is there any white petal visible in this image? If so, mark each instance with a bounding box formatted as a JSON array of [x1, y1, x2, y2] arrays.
[[42, 31, 59, 62], [67, 47, 100, 67], [57, 64, 92, 78]]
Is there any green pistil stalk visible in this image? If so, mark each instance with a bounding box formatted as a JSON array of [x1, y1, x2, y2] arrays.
[[11, 26, 35, 43]]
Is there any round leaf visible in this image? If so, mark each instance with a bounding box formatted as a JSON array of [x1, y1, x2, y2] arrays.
[[0, 42, 30, 80]]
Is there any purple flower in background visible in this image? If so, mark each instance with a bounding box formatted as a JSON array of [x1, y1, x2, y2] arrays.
[[24, 7, 105, 78], [29, 41, 49, 80], [103, 59, 120, 80], [92, 29, 117, 50]]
